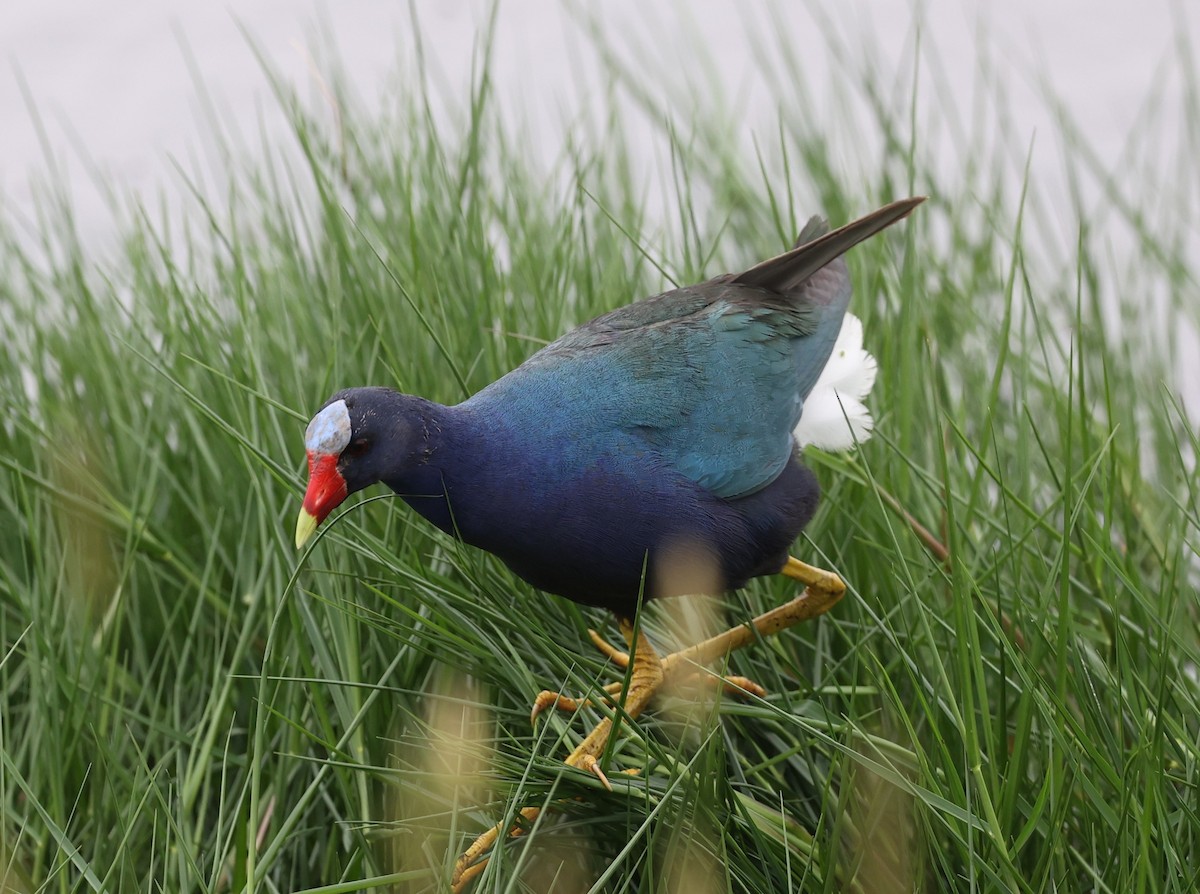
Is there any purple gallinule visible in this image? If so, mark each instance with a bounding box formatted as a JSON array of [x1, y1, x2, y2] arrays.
[[296, 196, 922, 887]]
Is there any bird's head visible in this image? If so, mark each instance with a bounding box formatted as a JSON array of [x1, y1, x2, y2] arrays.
[[294, 387, 409, 548]]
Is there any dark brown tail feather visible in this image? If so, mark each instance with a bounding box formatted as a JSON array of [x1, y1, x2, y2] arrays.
[[733, 196, 925, 293]]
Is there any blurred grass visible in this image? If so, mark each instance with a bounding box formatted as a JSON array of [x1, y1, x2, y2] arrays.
[[1, 7, 1198, 894]]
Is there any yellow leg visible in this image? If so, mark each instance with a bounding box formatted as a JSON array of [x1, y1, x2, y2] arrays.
[[533, 556, 843, 718], [660, 556, 845, 676], [450, 555, 845, 892]]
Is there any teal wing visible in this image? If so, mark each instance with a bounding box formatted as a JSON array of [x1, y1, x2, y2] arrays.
[[491, 259, 848, 499], [469, 198, 921, 499]]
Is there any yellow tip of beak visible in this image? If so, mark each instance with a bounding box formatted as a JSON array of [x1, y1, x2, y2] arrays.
[[295, 509, 319, 549]]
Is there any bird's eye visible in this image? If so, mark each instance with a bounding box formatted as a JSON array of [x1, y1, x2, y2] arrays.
[[345, 437, 370, 456]]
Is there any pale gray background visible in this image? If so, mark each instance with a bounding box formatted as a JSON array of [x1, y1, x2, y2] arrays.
[[2, 1, 1195, 407], [2, 1, 1192, 240]]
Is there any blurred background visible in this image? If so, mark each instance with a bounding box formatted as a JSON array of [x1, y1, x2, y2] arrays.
[[2, 1, 1193, 245]]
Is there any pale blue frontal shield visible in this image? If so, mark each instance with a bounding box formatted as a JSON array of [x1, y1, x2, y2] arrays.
[[305, 399, 352, 454]]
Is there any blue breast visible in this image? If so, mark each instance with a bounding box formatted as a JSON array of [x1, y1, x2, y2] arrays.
[[391, 400, 820, 616]]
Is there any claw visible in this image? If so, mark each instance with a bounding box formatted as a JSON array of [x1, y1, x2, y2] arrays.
[[573, 753, 613, 792], [530, 690, 581, 724]]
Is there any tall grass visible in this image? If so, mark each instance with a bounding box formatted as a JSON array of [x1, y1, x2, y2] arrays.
[[1, 9, 1197, 894]]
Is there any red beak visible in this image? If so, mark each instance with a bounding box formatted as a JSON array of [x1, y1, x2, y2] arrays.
[[295, 451, 348, 548]]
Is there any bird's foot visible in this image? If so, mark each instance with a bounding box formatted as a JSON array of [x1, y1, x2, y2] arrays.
[[450, 805, 541, 892], [452, 620, 662, 891], [529, 629, 628, 722], [453, 556, 845, 891], [449, 761, 646, 893], [531, 626, 767, 725]]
